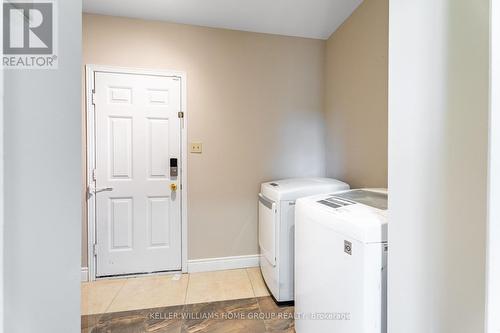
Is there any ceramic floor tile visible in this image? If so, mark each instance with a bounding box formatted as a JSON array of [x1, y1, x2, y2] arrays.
[[89, 305, 185, 333], [182, 298, 266, 333], [81, 279, 126, 315], [107, 274, 189, 313], [143, 306, 184, 333], [257, 297, 295, 333], [81, 314, 102, 333], [82, 296, 295, 333], [247, 267, 271, 297], [185, 269, 255, 304]]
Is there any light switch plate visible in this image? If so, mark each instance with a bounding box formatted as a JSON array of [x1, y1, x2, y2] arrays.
[[190, 142, 202, 153]]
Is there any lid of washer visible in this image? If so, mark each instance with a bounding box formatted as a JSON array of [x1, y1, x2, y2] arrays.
[[303, 189, 388, 243], [261, 178, 350, 202], [322, 189, 388, 210]]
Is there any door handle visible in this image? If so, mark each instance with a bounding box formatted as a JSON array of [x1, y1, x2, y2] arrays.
[[95, 187, 114, 194], [87, 185, 114, 198]]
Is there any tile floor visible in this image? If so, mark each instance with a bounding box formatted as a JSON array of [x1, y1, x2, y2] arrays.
[[82, 268, 271, 316], [82, 296, 294, 333]]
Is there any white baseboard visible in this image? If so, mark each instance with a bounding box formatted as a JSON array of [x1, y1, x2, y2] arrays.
[[187, 254, 260, 273], [81, 255, 259, 279], [81, 267, 89, 282]]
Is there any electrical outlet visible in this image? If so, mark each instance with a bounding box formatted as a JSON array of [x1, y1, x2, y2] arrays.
[[190, 142, 202, 153]]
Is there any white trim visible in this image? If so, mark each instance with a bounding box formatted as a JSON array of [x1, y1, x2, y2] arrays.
[[85, 66, 96, 282], [180, 70, 188, 274], [81, 267, 89, 282], [0, 2, 4, 330], [85, 65, 188, 281], [486, 1, 500, 332], [187, 255, 260, 273]]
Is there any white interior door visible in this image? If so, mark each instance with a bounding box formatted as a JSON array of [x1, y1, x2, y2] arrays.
[[93, 72, 182, 277]]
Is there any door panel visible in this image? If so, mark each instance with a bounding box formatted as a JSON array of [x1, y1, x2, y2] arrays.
[[148, 119, 170, 178], [94, 72, 182, 277], [109, 117, 133, 179], [148, 197, 171, 247], [110, 198, 133, 250]]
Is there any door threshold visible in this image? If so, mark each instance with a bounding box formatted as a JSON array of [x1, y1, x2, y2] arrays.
[[95, 269, 183, 281]]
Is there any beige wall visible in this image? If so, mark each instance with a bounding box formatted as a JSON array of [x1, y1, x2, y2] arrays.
[[325, 0, 388, 188], [82, 14, 327, 265]]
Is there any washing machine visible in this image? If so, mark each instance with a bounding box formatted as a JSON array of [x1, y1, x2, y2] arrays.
[[258, 178, 350, 302], [295, 189, 388, 333]]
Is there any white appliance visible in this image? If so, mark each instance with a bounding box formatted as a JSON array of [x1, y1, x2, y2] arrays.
[[295, 189, 388, 333], [258, 178, 350, 302]]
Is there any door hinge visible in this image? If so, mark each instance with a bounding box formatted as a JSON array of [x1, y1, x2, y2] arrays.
[[178, 111, 184, 119], [91, 90, 96, 106], [93, 243, 98, 257]]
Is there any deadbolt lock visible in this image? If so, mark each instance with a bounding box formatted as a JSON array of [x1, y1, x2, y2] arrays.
[[170, 183, 177, 191]]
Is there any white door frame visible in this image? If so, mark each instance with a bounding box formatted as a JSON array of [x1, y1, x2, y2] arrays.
[[0, 1, 4, 327], [85, 65, 188, 281], [486, 1, 500, 331]]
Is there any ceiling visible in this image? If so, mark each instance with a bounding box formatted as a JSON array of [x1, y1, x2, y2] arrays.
[[82, 0, 364, 40]]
